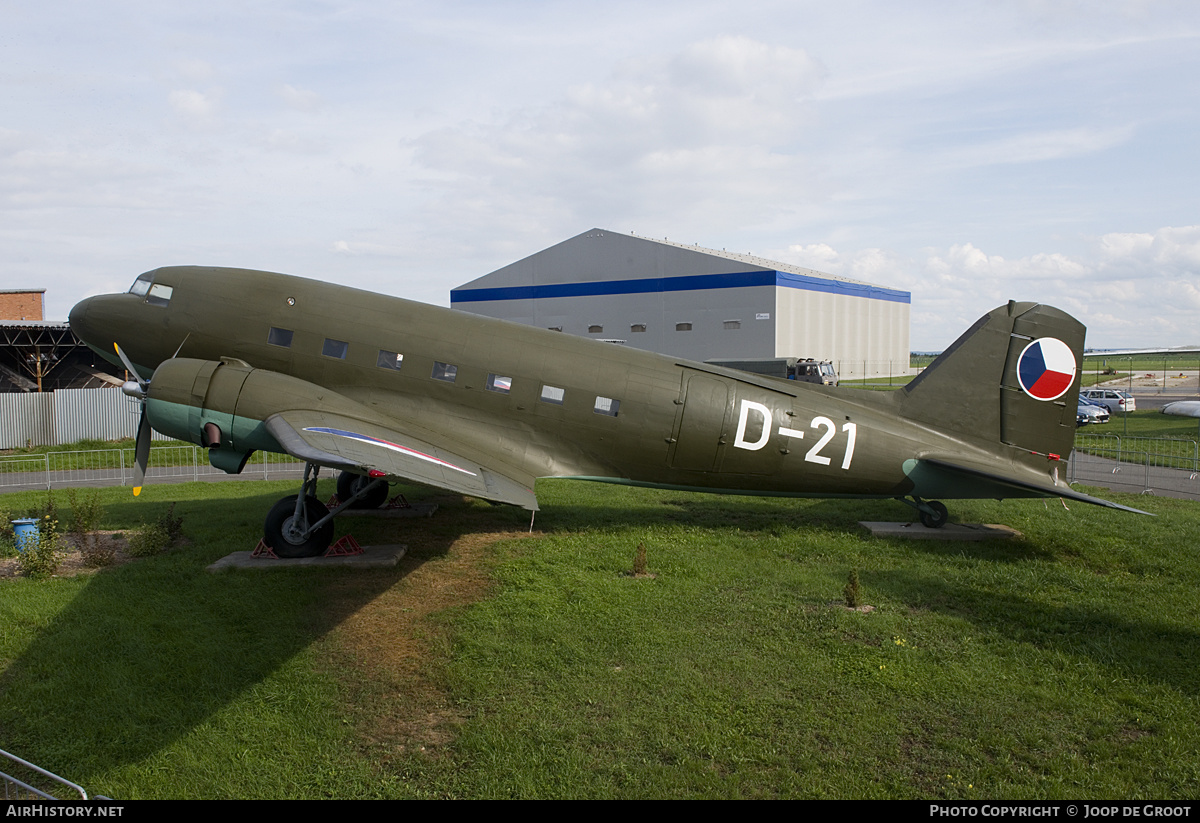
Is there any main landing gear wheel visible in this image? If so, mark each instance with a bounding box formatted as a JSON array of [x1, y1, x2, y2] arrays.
[[919, 500, 949, 529], [337, 470, 389, 509], [264, 494, 334, 558]]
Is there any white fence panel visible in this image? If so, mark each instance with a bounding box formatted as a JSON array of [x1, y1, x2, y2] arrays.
[[0, 387, 172, 449], [0, 393, 53, 449]]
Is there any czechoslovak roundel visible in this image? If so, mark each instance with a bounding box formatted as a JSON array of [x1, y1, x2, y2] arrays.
[[1016, 337, 1076, 401]]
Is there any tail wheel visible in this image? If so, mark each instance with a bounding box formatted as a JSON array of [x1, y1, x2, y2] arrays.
[[336, 471, 389, 509], [919, 500, 949, 529], [264, 494, 334, 557]]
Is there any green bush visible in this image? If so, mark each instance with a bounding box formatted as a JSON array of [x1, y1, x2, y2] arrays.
[[67, 488, 104, 536], [15, 515, 63, 579], [125, 503, 186, 558], [843, 568, 862, 608], [126, 521, 171, 558]]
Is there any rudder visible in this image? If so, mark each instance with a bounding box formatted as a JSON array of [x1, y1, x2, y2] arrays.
[[901, 301, 1083, 460]]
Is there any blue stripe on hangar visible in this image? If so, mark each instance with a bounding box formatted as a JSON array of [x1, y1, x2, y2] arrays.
[[450, 270, 910, 305]]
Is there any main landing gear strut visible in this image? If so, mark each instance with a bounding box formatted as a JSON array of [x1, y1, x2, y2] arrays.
[[897, 496, 950, 529], [263, 464, 390, 558]]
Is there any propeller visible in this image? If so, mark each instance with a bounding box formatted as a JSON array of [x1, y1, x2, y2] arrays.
[[114, 343, 151, 496]]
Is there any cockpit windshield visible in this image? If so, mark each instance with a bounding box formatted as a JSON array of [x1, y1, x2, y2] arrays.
[[128, 272, 173, 306], [129, 273, 152, 297]]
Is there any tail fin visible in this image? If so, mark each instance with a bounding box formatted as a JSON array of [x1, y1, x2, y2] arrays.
[[900, 301, 1083, 460]]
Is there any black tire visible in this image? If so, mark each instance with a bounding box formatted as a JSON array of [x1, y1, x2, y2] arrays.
[[264, 495, 334, 557], [918, 500, 949, 529], [336, 471, 389, 509]]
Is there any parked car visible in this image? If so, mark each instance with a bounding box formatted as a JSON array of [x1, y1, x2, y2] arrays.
[[1080, 388, 1136, 414], [1077, 397, 1111, 425]]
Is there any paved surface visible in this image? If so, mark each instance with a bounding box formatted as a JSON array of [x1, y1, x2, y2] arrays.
[[859, 521, 1021, 540], [207, 543, 407, 571], [341, 502, 438, 519], [0, 465, 304, 494], [1127, 392, 1200, 411], [1069, 450, 1200, 501]]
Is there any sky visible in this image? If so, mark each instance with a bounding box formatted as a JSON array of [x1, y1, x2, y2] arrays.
[[3, 0, 1198, 350]]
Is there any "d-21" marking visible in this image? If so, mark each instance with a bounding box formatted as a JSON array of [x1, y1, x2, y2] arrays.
[[733, 399, 857, 470]]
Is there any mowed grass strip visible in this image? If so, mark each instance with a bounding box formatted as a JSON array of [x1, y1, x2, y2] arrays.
[[0, 477, 1197, 798]]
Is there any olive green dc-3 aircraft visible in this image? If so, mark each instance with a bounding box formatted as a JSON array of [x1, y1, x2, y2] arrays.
[[68, 266, 1145, 557]]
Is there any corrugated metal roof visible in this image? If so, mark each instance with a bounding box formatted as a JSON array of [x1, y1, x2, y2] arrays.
[[0, 320, 69, 330], [627, 231, 881, 288]]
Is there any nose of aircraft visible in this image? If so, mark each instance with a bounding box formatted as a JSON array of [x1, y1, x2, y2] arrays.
[[68, 296, 95, 344], [69, 294, 130, 371]]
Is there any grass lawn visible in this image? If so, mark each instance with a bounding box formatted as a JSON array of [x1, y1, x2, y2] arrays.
[[0, 477, 1197, 798], [1081, 409, 1200, 441]]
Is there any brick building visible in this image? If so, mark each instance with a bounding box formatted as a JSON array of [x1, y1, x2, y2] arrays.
[[0, 289, 45, 322]]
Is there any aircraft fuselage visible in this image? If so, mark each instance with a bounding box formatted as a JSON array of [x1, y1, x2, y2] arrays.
[[68, 266, 1076, 509]]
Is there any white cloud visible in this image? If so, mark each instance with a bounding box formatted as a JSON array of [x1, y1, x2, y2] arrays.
[[800, 226, 1200, 348], [175, 59, 216, 83], [168, 89, 220, 120], [279, 84, 322, 112], [1099, 225, 1200, 272], [942, 125, 1136, 169], [408, 36, 826, 236], [784, 243, 840, 268]]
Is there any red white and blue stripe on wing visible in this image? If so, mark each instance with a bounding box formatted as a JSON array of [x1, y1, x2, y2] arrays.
[[1016, 337, 1076, 401], [302, 426, 478, 476]]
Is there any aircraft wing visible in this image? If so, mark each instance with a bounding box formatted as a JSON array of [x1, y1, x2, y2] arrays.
[[919, 458, 1153, 516], [264, 410, 539, 510]]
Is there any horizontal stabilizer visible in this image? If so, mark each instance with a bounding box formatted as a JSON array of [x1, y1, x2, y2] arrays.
[[921, 459, 1153, 516]]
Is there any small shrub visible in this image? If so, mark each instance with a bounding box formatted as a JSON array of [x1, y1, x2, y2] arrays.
[[126, 503, 186, 558], [157, 502, 184, 545], [16, 515, 63, 579], [633, 541, 648, 576], [843, 569, 861, 608], [0, 506, 13, 543], [81, 540, 118, 568], [67, 488, 109, 566], [126, 521, 171, 558], [67, 488, 104, 536], [40, 491, 58, 526]]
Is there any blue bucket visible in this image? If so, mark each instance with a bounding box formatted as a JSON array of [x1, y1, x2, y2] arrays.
[[12, 518, 40, 554]]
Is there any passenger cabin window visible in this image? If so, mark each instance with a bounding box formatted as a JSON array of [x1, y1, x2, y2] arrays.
[[486, 374, 512, 394], [675, 322, 692, 332], [146, 283, 173, 307], [432, 362, 458, 383], [322, 338, 348, 359], [540, 385, 565, 405], [377, 350, 403, 370], [268, 327, 294, 347], [723, 320, 741, 330], [630, 323, 647, 333], [588, 325, 603, 334], [593, 396, 620, 417]]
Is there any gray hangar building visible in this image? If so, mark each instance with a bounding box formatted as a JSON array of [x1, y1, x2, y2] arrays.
[[450, 229, 911, 378]]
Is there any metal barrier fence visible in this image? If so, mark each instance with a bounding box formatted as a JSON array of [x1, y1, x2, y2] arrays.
[[0, 446, 305, 492], [1073, 432, 1200, 472], [1070, 433, 1200, 499], [0, 434, 1196, 498], [2, 748, 90, 800]]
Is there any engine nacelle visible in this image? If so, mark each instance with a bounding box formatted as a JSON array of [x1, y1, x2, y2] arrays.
[[145, 357, 281, 474], [144, 357, 377, 474]]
